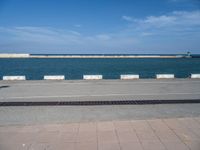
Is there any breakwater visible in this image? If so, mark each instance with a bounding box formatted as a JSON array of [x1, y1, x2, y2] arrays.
[[0, 53, 193, 58]]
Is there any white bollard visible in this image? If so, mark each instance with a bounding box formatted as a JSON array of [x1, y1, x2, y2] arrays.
[[44, 75, 65, 80], [83, 75, 103, 80], [3, 76, 26, 80], [191, 74, 200, 79], [156, 74, 174, 79], [120, 74, 139, 80]]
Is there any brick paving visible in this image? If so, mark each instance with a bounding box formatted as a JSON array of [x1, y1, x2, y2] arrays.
[[0, 117, 200, 150]]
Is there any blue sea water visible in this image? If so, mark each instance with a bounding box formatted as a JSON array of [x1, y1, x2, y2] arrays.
[[0, 58, 200, 80]]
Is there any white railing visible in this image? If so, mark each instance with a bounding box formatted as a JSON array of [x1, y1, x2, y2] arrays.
[[191, 74, 200, 79], [44, 75, 65, 80], [83, 75, 103, 80], [120, 74, 139, 79], [156, 74, 175, 79], [3, 76, 26, 80], [1, 73, 200, 80]]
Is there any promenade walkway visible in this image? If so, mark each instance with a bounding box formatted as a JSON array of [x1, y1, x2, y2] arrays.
[[0, 117, 200, 150]]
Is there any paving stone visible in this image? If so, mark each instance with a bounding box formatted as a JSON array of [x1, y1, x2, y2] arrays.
[[117, 131, 139, 142], [0, 143, 30, 150], [131, 120, 152, 131], [77, 131, 97, 142], [141, 140, 166, 150], [42, 124, 62, 132], [14, 132, 38, 143], [75, 142, 97, 150], [136, 130, 159, 141], [174, 128, 200, 142], [155, 130, 181, 142], [0, 126, 23, 133], [177, 118, 200, 138], [98, 131, 118, 143], [147, 119, 170, 131], [26, 126, 45, 133], [178, 118, 200, 130], [114, 121, 133, 131], [184, 140, 200, 150], [60, 123, 79, 132], [79, 122, 96, 132], [0, 131, 37, 144], [51, 142, 75, 150], [35, 131, 60, 143], [97, 121, 115, 131], [161, 140, 190, 150], [28, 143, 50, 150], [60, 132, 77, 142], [0, 131, 19, 143], [120, 141, 143, 150], [98, 141, 121, 150], [194, 117, 200, 124], [163, 118, 187, 131]]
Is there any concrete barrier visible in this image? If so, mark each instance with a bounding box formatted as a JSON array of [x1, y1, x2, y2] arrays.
[[3, 76, 26, 80], [44, 75, 65, 80], [191, 74, 200, 79], [83, 75, 103, 80], [120, 74, 139, 79], [156, 74, 175, 79]]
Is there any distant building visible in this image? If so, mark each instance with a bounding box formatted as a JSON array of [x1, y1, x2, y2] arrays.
[[187, 51, 191, 57]]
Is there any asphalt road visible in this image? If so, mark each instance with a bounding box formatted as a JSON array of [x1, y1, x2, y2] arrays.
[[0, 79, 200, 102], [1, 79, 200, 125]]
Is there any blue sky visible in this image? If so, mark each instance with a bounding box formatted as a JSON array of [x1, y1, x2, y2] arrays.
[[0, 0, 200, 54]]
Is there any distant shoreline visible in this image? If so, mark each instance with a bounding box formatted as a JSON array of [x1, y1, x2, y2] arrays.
[[0, 53, 193, 58]]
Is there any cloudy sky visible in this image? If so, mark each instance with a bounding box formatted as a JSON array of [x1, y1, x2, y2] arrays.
[[0, 0, 200, 54]]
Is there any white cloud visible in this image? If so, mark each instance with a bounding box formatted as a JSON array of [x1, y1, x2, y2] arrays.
[[0, 26, 82, 44], [169, 0, 200, 3], [122, 15, 134, 22], [122, 11, 200, 30], [96, 34, 111, 40], [0, 26, 138, 52], [132, 10, 200, 30], [169, 0, 184, 2], [68, 30, 81, 36], [172, 10, 200, 25], [0, 10, 200, 53], [141, 32, 154, 36], [144, 15, 176, 26], [74, 24, 82, 28]]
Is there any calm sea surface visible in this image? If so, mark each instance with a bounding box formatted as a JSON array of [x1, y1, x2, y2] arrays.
[[0, 58, 200, 80]]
